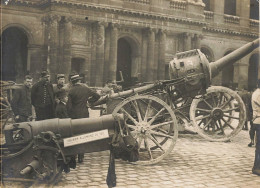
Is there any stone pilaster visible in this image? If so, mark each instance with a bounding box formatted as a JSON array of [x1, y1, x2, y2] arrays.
[[108, 23, 118, 82], [146, 28, 155, 82], [212, 0, 224, 23], [238, 0, 250, 27], [194, 34, 203, 49], [158, 29, 166, 80], [46, 14, 61, 80], [141, 29, 148, 82], [95, 22, 106, 87], [183, 32, 192, 51], [104, 26, 110, 83], [63, 16, 73, 79], [27, 44, 43, 80]]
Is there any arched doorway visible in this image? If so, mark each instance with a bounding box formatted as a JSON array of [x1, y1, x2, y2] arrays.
[[1, 27, 28, 82], [200, 47, 214, 63], [222, 51, 234, 89], [117, 38, 132, 88], [248, 53, 259, 91]]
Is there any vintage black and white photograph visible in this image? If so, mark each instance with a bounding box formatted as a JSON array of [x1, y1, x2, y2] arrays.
[[1, 0, 260, 187]]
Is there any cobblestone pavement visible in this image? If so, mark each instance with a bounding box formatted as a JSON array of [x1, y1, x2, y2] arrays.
[[53, 128, 259, 188], [3, 110, 260, 188]]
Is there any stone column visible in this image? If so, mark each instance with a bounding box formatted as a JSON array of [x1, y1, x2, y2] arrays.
[[194, 34, 203, 49], [108, 23, 118, 82], [146, 28, 155, 82], [95, 22, 106, 87], [183, 32, 192, 51], [158, 29, 166, 80], [238, 0, 250, 27], [141, 29, 148, 82], [104, 26, 110, 83], [63, 16, 73, 79], [48, 15, 61, 81], [27, 44, 43, 80], [212, 0, 224, 23]]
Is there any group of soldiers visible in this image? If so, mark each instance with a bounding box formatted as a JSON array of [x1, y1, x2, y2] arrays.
[[10, 70, 101, 163]]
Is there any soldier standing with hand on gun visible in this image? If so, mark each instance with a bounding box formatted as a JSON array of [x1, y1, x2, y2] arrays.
[[67, 74, 100, 163]]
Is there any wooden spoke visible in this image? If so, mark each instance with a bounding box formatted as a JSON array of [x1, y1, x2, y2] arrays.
[[150, 120, 173, 130], [222, 107, 239, 113], [223, 114, 240, 120], [125, 123, 137, 130], [150, 130, 174, 139], [221, 118, 235, 130], [0, 103, 9, 108], [131, 100, 142, 122], [195, 114, 211, 121], [148, 107, 166, 125], [144, 99, 152, 122], [203, 118, 213, 130], [217, 120, 225, 134], [156, 128, 169, 134], [210, 93, 217, 107], [144, 137, 153, 160], [202, 99, 213, 109], [217, 92, 224, 107], [196, 108, 211, 113], [220, 96, 233, 109], [120, 107, 139, 125], [148, 134, 165, 152]]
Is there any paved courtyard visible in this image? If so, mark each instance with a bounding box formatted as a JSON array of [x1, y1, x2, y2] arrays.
[[51, 128, 259, 188]]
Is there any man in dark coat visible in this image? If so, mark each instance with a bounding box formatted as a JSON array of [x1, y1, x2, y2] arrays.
[[55, 89, 69, 119], [31, 71, 55, 120], [11, 75, 33, 122], [67, 74, 100, 163]]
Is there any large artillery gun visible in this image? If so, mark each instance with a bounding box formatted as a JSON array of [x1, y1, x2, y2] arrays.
[[93, 38, 259, 164], [1, 114, 124, 184]]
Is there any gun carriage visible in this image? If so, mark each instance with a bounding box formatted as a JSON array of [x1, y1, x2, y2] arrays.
[[0, 39, 259, 185], [93, 38, 259, 164]]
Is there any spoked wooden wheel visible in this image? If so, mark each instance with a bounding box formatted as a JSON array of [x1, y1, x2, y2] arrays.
[[190, 86, 246, 142], [113, 95, 178, 165], [1, 93, 15, 129]]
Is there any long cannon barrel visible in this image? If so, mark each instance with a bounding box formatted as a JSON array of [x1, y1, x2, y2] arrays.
[[210, 38, 260, 78], [4, 114, 124, 141], [93, 83, 156, 106]]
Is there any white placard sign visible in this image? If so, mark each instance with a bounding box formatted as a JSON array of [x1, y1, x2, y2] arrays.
[[63, 129, 109, 147]]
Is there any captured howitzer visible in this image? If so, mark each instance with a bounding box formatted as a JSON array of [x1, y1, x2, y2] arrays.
[[1, 114, 125, 184], [92, 38, 259, 164]]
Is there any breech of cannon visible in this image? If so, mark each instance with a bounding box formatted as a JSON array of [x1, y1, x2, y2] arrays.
[[210, 38, 260, 78]]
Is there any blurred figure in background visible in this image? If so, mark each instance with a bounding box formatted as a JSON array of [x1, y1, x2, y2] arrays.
[[251, 80, 260, 176]]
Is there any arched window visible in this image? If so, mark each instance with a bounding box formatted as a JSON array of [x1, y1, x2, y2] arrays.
[[250, 0, 259, 20], [221, 51, 234, 88], [224, 0, 236, 16], [248, 54, 259, 91]]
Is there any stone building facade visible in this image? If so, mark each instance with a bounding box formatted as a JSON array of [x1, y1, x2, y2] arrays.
[[1, 0, 259, 90]]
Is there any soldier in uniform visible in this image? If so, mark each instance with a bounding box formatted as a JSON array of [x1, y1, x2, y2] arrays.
[[11, 75, 33, 122], [67, 74, 100, 163], [31, 71, 55, 120]]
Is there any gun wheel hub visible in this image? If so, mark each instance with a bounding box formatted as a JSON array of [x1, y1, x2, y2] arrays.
[[211, 108, 223, 120]]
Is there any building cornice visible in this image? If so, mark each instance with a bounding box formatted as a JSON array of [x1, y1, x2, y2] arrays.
[[6, 0, 207, 26], [203, 27, 259, 38]]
